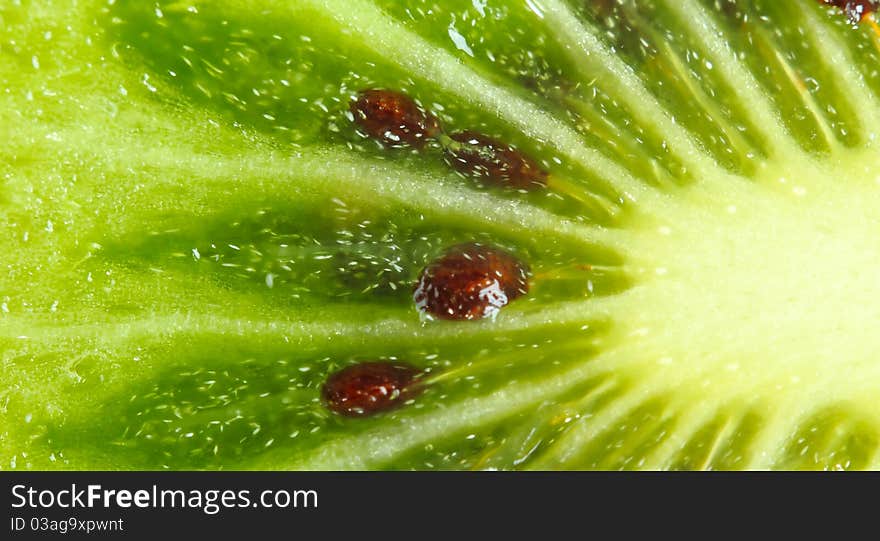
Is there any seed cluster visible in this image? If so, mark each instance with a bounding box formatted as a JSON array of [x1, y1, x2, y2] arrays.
[[350, 88, 548, 191], [321, 244, 530, 415], [326, 91, 542, 417]]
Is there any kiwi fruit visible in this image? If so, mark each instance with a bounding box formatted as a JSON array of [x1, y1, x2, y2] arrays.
[[3, 0, 880, 471]]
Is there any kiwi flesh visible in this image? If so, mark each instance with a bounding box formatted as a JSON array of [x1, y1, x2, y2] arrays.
[[3, 0, 880, 470]]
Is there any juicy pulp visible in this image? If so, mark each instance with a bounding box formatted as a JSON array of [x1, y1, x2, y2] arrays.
[[4, 0, 880, 470]]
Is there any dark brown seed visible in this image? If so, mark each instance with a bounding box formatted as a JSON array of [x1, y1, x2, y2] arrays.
[[413, 243, 530, 321], [322, 361, 424, 417], [350, 89, 441, 148], [442, 131, 549, 190], [820, 0, 877, 23]]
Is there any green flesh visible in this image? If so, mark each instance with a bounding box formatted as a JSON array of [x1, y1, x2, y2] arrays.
[[3, 0, 880, 470]]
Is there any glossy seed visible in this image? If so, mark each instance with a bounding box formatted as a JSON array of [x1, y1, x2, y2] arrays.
[[322, 361, 424, 417], [350, 89, 441, 148], [442, 131, 549, 190], [413, 242, 530, 321], [820, 0, 877, 23]]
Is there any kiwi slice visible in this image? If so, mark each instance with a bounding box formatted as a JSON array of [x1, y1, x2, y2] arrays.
[[3, 0, 880, 471]]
